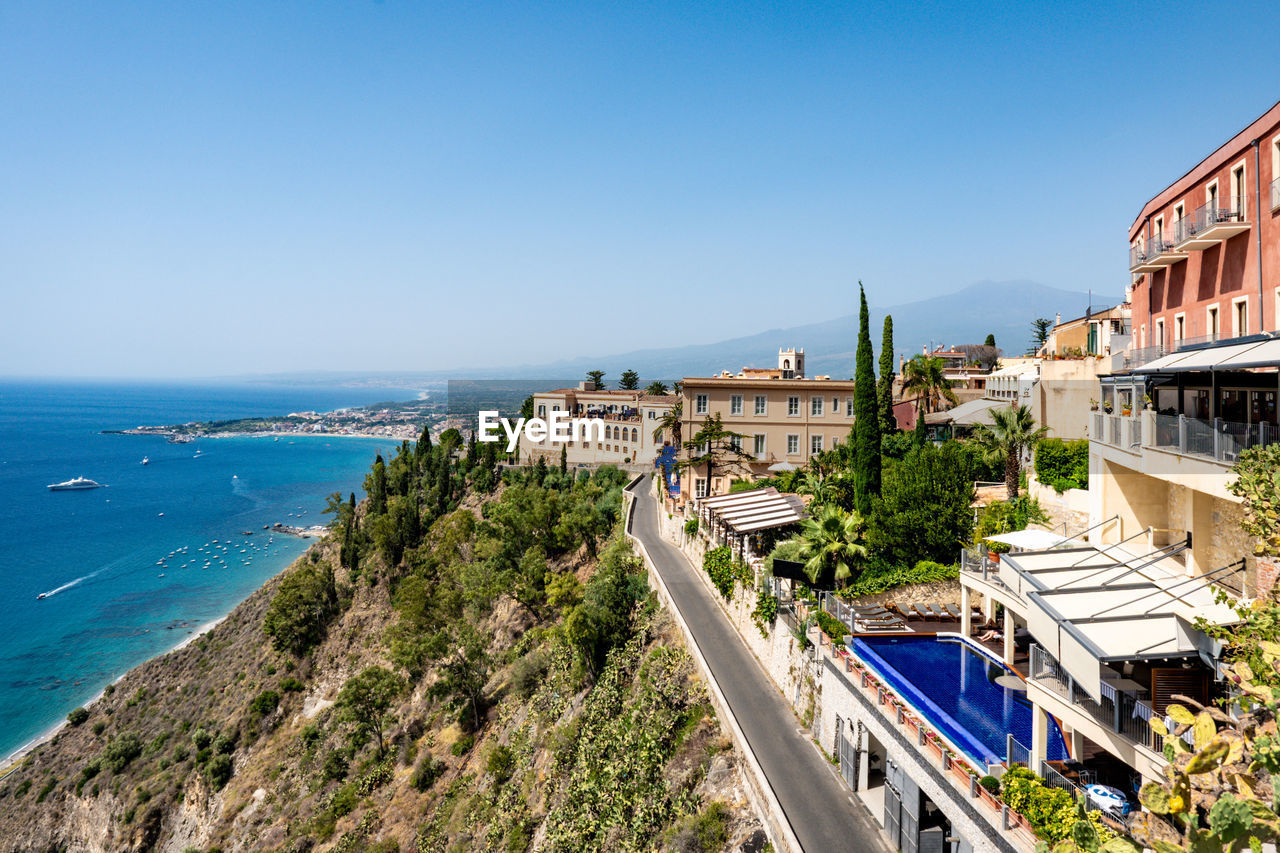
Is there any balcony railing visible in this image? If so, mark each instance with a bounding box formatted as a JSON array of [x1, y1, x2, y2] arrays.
[[1144, 232, 1187, 266], [1150, 413, 1279, 463], [1091, 413, 1142, 451], [1128, 242, 1155, 272], [1029, 645, 1167, 753]]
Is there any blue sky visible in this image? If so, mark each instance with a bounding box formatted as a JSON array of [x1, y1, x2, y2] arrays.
[[3, 1, 1279, 378]]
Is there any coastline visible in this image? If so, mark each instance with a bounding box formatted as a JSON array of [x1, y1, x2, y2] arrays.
[[0, 614, 232, 780]]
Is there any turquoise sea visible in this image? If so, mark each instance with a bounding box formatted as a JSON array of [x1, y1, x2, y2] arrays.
[[0, 380, 409, 761]]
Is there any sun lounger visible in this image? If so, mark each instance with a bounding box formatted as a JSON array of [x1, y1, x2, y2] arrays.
[[857, 614, 900, 624], [909, 604, 933, 621], [942, 604, 962, 619], [850, 605, 890, 617], [927, 604, 948, 620], [856, 617, 907, 633]]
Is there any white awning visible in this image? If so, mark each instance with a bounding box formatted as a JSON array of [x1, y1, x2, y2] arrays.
[[1000, 545, 1240, 701], [699, 487, 805, 533], [924, 397, 1002, 426], [1135, 339, 1280, 373], [984, 530, 1070, 551]]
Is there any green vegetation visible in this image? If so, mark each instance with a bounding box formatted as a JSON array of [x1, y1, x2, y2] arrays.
[[66, 707, 89, 727], [1034, 437, 1089, 493], [262, 560, 339, 657], [975, 498, 1050, 553], [681, 414, 753, 492], [703, 546, 734, 598], [971, 403, 1048, 500], [869, 442, 976, 569], [901, 354, 958, 416], [586, 369, 606, 389], [336, 666, 406, 754], [814, 610, 848, 642], [843, 560, 958, 596], [619, 369, 639, 390], [792, 505, 869, 586], [751, 585, 779, 635], [878, 315, 897, 434], [853, 284, 882, 515], [1000, 766, 1111, 844], [1228, 444, 1280, 556]]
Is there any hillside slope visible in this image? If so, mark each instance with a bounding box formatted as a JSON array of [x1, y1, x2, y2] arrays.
[[0, 447, 765, 853]]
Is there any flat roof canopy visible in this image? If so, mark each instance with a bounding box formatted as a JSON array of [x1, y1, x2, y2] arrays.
[[998, 545, 1240, 700], [984, 530, 1070, 551], [1135, 338, 1280, 373], [698, 487, 806, 533]]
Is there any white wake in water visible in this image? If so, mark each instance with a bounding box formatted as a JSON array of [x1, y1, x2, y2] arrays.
[[39, 569, 104, 599]]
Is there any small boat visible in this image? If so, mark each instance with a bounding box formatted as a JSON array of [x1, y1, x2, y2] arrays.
[[141, 456, 149, 465], [36, 593, 47, 600], [48, 477, 102, 491], [157, 573, 164, 578]]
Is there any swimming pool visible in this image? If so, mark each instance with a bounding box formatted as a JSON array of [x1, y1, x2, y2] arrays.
[[851, 634, 1069, 768]]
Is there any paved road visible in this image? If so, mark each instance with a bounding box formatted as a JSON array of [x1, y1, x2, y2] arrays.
[[629, 477, 889, 853]]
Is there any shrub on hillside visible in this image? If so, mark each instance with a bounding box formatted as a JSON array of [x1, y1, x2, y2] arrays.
[[66, 707, 89, 727], [263, 561, 339, 658], [842, 559, 959, 596], [703, 547, 733, 599], [102, 732, 143, 773]]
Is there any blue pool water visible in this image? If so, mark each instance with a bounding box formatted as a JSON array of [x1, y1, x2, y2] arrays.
[[0, 380, 412, 761], [852, 634, 1069, 767]]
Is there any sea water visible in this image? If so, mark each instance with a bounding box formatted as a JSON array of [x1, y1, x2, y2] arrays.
[[0, 380, 409, 761]]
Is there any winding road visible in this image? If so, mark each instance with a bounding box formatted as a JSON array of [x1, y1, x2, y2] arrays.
[[628, 476, 889, 853]]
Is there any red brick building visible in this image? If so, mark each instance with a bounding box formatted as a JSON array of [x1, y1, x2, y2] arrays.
[[1129, 99, 1280, 354]]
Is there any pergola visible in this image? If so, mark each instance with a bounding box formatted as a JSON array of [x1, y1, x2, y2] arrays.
[[695, 487, 806, 557]]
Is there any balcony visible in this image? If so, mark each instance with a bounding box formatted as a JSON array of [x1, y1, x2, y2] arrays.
[[1090, 412, 1142, 451], [1174, 199, 1249, 249], [1148, 412, 1278, 464], [1128, 242, 1160, 273], [1143, 232, 1187, 268]]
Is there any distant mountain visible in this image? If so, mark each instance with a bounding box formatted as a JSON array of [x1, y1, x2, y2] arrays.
[[501, 280, 1121, 380]]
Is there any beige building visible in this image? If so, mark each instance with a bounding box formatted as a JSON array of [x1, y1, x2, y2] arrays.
[[523, 384, 677, 469], [678, 348, 856, 499]]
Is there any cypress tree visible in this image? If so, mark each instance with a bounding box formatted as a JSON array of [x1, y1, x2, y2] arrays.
[[560, 444, 567, 475], [877, 314, 897, 434], [853, 284, 881, 515], [371, 454, 387, 515], [913, 402, 927, 448]]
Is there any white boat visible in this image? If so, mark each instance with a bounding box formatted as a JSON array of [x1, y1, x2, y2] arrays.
[[48, 477, 102, 491], [141, 456, 149, 465]]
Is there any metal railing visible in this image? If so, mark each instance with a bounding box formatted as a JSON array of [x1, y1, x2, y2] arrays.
[[1146, 232, 1180, 257], [1150, 413, 1279, 462], [1171, 332, 1221, 351], [1093, 413, 1141, 450], [1029, 645, 1162, 752], [1007, 734, 1031, 768], [1114, 345, 1165, 370], [1128, 242, 1149, 269]]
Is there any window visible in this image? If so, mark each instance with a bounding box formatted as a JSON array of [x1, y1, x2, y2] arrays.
[[1234, 298, 1250, 337], [1154, 215, 1164, 241], [786, 434, 800, 454], [537, 404, 546, 417], [810, 435, 823, 455], [730, 394, 743, 416], [787, 396, 800, 416], [811, 396, 823, 416], [845, 396, 854, 416], [728, 435, 743, 452], [754, 395, 767, 415], [695, 394, 708, 415], [1155, 319, 1165, 350], [753, 434, 766, 456], [1208, 305, 1220, 340], [1233, 163, 1247, 217], [1174, 313, 1185, 343], [695, 479, 709, 498]]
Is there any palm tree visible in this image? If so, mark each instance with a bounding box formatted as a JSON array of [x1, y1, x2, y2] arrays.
[[971, 403, 1049, 500], [791, 504, 869, 588], [900, 355, 958, 415], [652, 400, 683, 447], [645, 380, 670, 396]]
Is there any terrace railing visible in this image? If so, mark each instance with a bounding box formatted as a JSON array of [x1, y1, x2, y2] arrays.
[[1149, 413, 1279, 463], [1114, 345, 1165, 371], [1029, 645, 1167, 753]]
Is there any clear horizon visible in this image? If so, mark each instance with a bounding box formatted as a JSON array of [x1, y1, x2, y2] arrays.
[[4, 2, 1280, 378]]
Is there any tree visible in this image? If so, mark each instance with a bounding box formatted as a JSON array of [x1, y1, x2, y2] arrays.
[[263, 562, 338, 657], [645, 380, 670, 396], [791, 504, 869, 587], [956, 343, 1000, 371], [984, 333, 996, 347], [619, 369, 639, 390], [900, 354, 958, 415], [439, 428, 464, 454], [431, 621, 492, 730], [878, 315, 897, 434], [652, 400, 683, 448], [368, 454, 387, 515], [681, 414, 754, 494], [853, 284, 881, 516], [970, 403, 1048, 500], [559, 443, 567, 475], [585, 370, 606, 389], [336, 666, 406, 755], [869, 442, 976, 567], [912, 402, 928, 447], [1029, 317, 1053, 354]]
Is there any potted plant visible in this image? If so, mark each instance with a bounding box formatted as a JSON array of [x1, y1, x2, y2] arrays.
[[1228, 445, 1280, 598], [1142, 393, 1154, 411], [1102, 401, 1113, 414], [1121, 405, 1132, 417], [1089, 398, 1099, 412]]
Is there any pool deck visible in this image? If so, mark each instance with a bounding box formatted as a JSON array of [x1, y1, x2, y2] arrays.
[[856, 614, 1033, 678]]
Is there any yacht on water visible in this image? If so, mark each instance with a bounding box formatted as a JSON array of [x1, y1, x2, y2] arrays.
[[141, 456, 149, 465], [47, 477, 102, 491]]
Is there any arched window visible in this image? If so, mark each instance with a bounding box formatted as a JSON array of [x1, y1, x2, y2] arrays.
[[631, 428, 638, 443], [783, 359, 791, 369]]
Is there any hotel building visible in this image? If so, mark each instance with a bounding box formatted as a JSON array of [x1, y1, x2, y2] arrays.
[[523, 384, 677, 468], [677, 349, 856, 499]]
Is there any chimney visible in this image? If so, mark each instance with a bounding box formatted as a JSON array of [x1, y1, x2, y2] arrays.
[[1055, 312, 1061, 325]]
